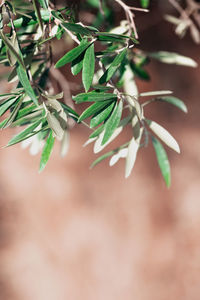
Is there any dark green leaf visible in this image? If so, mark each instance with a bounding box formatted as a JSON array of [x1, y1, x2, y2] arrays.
[[102, 99, 123, 145], [95, 32, 129, 42], [152, 136, 171, 187], [55, 40, 90, 68], [90, 101, 115, 128], [71, 53, 84, 75], [99, 49, 127, 84], [2, 97, 24, 128], [78, 100, 113, 122], [73, 91, 117, 103], [157, 96, 187, 113], [17, 65, 38, 105], [62, 22, 93, 36], [39, 130, 55, 172], [82, 43, 95, 92], [32, 0, 43, 31]]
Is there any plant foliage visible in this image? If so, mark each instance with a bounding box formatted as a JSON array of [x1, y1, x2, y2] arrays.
[[0, 0, 197, 186]]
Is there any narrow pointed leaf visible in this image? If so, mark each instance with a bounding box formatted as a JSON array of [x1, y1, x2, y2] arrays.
[[82, 43, 95, 92], [17, 65, 38, 105], [78, 100, 113, 122], [146, 119, 180, 153], [125, 128, 143, 178], [0, 97, 18, 116], [62, 23, 93, 36], [39, 130, 55, 172], [157, 96, 187, 113], [90, 150, 115, 169], [152, 136, 171, 187], [73, 91, 117, 103], [149, 51, 197, 67], [140, 90, 173, 97], [71, 53, 84, 75], [90, 101, 115, 128], [55, 40, 90, 68], [102, 100, 123, 145], [99, 49, 127, 84]]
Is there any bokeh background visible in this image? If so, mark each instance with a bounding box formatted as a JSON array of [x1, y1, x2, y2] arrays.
[[0, 1, 200, 299]]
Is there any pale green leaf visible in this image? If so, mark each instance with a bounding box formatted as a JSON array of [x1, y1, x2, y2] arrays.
[[146, 119, 180, 153], [157, 96, 187, 113], [149, 51, 197, 68]]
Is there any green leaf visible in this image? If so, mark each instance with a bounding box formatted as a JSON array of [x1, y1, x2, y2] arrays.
[[55, 40, 90, 68], [157, 96, 187, 113], [89, 124, 105, 139], [95, 32, 129, 42], [7, 119, 43, 147], [99, 49, 127, 84], [102, 100, 123, 145], [2, 96, 24, 128], [82, 43, 95, 92], [152, 136, 171, 187], [90, 101, 115, 128], [90, 150, 115, 168], [39, 130, 55, 172], [140, 0, 149, 8], [78, 100, 113, 122], [73, 91, 117, 103], [0, 97, 18, 116], [17, 65, 38, 106], [71, 53, 84, 75], [32, 0, 43, 31], [0, 30, 24, 68], [38, 0, 48, 9], [149, 51, 197, 68], [62, 23, 94, 36]]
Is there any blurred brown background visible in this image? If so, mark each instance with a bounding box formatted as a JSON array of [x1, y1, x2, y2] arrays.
[[0, 1, 200, 299]]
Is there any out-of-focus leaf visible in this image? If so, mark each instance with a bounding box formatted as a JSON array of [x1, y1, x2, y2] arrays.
[[90, 150, 115, 168], [123, 65, 138, 98], [32, 0, 43, 31], [0, 97, 18, 116], [146, 119, 180, 153], [82, 43, 95, 92], [38, 0, 48, 9], [125, 128, 143, 178], [149, 51, 197, 67], [140, 90, 173, 97], [102, 100, 123, 145], [109, 148, 128, 166], [55, 40, 90, 68], [140, 0, 149, 8], [152, 136, 171, 187], [157, 96, 187, 113], [39, 130, 55, 172], [7, 119, 43, 147]]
